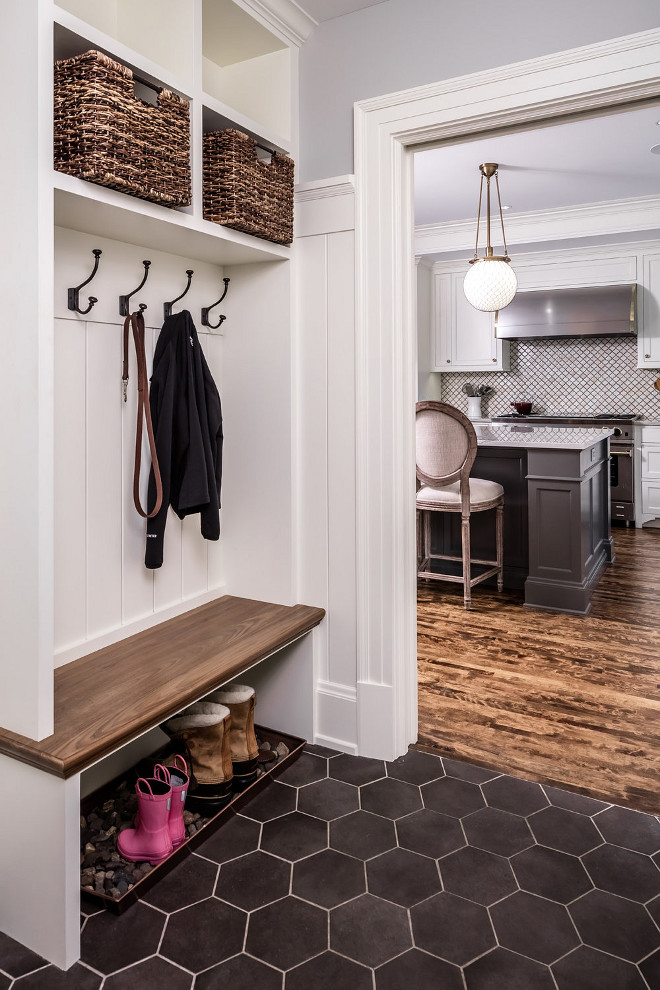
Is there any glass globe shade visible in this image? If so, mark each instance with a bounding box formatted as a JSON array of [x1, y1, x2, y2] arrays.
[[464, 259, 518, 313]]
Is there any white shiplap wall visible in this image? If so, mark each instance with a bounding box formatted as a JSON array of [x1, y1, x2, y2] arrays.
[[54, 227, 227, 665]]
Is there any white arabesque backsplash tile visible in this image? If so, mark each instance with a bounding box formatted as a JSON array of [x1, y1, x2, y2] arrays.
[[441, 337, 660, 421]]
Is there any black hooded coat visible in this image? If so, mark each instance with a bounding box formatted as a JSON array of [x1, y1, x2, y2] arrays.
[[145, 310, 223, 568]]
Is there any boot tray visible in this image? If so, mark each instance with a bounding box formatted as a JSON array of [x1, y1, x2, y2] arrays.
[[80, 723, 305, 913], [0, 596, 324, 778]]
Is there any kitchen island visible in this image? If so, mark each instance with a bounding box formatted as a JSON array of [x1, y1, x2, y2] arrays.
[[430, 424, 614, 614]]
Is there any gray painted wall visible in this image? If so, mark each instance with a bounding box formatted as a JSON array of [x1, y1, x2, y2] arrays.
[[299, 0, 660, 182]]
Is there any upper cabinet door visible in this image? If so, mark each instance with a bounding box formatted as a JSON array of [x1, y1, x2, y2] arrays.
[[431, 271, 509, 371], [639, 255, 660, 369]]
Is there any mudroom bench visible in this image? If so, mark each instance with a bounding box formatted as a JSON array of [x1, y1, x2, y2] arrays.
[[0, 596, 325, 969]]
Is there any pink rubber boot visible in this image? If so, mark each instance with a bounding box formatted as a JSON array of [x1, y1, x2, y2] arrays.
[[117, 777, 173, 865], [158, 757, 190, 848]]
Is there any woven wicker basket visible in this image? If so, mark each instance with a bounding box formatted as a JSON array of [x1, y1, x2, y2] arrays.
[[54, 50, 191, 208], [203, 129, 293, 244]]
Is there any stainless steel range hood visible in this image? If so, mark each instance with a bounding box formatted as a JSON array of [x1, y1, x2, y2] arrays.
[[494, 284, 637, 339]]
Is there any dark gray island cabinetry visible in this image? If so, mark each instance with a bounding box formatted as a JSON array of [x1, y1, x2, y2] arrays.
[[429, 425, 614, 615]]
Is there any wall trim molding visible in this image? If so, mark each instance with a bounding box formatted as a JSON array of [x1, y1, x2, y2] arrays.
[[239, 0, 316, 47], [296, 176, 356, 202], [415, 195, 660, 256], [353, 28, 660, 761], [317, 678, 358, 702], [313, 734, 358, 756]]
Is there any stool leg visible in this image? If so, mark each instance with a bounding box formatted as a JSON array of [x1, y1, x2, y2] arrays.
[[416, 509, 422, 572], [461, 513, 471, 609], [496, 503, 504, 592], [423, 511, 431, 573]]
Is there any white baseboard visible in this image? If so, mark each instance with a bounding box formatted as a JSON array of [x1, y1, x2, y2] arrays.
[[315, 678, 358, 752], [313, 733, 358, 756]]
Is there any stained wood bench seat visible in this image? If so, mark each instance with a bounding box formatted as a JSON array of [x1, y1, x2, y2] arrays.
[[0, 596, 325, 779]]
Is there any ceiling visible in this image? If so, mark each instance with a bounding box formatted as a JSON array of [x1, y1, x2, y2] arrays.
[[297, 0, 388, 24], [414, 102, 660, 251]]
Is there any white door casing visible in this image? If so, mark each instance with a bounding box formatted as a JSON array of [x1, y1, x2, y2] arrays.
[[353, 28, 660, 760]]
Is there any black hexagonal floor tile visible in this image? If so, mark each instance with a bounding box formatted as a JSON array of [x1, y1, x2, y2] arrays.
[[464, 947, 556, 990], [367, 847, 441, 907], [0, 932, 47, 979], [583, 843, 660, 902], [483, 775, 549, 816], [141, 854, 218, 913], [528, 806, 602, 855], [410, 891, 495, 965], [490, 891, 580, 964], [275, 751, 328, 787], [195, 953, 282, 990], [569, 889, 660, 962], [442, 758, 500, 784], [440, 845, 517, 906], [304, 743, 341, 757], [330, 893, 411, 967], [292, 848, 366, 908], [215, 850, 291, 911], [594, 806, 660, 854], [160, 898, 246, 972], [195, 810, 261, 864], [261, 812, 328, 862], [511, 845, 593, 903], [375, 948, 463, 990], [541, 785, 610, 817], [237, 780, 297, 822], [329, 754, 386, 786], [81, 901, 165, 974], [360, 777, 422, 819], [553, 945, 648, 990], [422, 775, 485, 818], [12, 964, 102, 990], [285, 951, 372, 990], [647, 893, 660, 928], [297, 777, 359, 821], [640, 948, 660, 990], [0, 976, 10, 990], [462, 806, 534, 857], [396, 808, 465, 859], [102, 957, 192, 990], [330, 810, 396, 860], [386, 749, 445, 785], [246, 895, 327, 970]]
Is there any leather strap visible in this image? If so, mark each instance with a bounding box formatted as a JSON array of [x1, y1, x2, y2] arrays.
[[122, 312, 163, 519]]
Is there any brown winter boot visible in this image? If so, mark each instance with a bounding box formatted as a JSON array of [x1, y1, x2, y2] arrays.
[[206, 684, 259, 788], [162, 702, 233, 812]]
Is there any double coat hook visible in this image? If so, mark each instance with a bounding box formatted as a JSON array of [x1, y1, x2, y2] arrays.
[[201, 277, 230, 330], [164, 270, 194, 320], [119, 260, 151, 317], [68, 249, 102, 315]]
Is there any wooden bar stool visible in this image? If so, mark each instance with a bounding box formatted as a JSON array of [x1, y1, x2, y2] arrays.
[[416, 401, 504, 609]]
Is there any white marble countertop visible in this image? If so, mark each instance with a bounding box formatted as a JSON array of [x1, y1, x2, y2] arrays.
[[476, 424, 614, 450]]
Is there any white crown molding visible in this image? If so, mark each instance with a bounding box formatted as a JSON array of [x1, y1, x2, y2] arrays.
[[356, 27, 660, 115], [295, 175, 356, 202], [238, 0, 316, 46], [415, 195, 660, 256]]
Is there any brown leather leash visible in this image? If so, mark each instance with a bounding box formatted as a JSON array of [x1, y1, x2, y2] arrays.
[[122, 311, 163, 518]]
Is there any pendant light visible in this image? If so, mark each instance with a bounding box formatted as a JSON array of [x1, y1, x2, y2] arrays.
[[463, 163, 517, 313]]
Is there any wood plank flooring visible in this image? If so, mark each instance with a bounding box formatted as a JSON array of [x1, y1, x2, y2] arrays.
[[416, 527, 660, 814]]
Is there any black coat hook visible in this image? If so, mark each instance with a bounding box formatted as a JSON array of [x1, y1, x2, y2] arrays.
[[68, 249, 102, 315], [201, 277, 230, 330], [164, 269, 194, 320], [119, 260, 151, 317]]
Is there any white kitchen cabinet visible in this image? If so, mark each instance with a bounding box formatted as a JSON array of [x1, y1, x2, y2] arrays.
[[636, 426, 660, 523], [431, 269, 510, 372], [638, 255, 660, 369]]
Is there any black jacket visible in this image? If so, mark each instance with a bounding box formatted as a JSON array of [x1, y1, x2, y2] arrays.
[[145, 310, 223, 568]]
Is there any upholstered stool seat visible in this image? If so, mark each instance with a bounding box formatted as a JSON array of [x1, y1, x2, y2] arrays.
[[416, 401, 504, 609], [417, 478, 504, 511]]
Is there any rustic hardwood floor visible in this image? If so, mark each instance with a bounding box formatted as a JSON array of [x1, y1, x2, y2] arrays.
[[416, 526, 660, 814]]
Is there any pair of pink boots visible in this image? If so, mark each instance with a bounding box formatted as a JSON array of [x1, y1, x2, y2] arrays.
[[117, 756, 189, 865]]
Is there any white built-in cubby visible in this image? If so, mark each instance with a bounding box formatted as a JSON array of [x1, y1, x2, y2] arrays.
[[0, 0, 309, 970]]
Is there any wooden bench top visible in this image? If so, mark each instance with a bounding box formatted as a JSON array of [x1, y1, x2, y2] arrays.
[[0, 596, 325, 779]]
